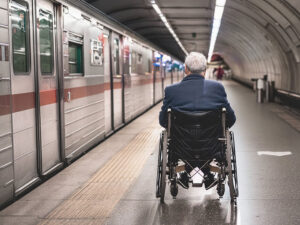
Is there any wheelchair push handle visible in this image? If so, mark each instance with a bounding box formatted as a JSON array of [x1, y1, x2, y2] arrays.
[[167, 108, 172, 138], [221, 107, 227, 137]]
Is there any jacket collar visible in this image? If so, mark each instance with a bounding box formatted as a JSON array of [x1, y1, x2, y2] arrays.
[[182, 73, 205, 82]]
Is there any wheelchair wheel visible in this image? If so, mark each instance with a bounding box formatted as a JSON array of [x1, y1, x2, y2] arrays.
[[226, 130, 239, 200], [156, 132, 164, 198], [156, 130, 167, 202], [230, 131, 239, 197]]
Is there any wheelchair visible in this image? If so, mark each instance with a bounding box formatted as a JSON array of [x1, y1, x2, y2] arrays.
[[156, 108, 239, 203]]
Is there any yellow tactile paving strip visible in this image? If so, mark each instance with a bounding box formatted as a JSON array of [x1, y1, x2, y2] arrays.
[[39, 127, 161, 225]]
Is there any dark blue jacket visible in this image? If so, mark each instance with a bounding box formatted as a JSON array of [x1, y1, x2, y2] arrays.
[[159, 74, 236, 128]]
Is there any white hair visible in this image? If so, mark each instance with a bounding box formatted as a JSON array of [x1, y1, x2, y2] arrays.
[[184, 52, 207, 73]]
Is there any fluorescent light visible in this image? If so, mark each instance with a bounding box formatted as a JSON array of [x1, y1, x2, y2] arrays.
[[212, 19, 221, 29], [216, 0, 226, 7], [151, 1, 188, 56], [214, 6, 224, 20], [208, 0, 227, 62], [152, 3, 161, 14]]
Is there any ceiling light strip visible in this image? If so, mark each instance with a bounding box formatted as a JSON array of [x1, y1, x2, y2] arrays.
[[208, 0, 227, 62], [151, 1, 188, 56]]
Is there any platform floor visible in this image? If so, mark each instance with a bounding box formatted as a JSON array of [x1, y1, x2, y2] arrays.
[[1, 81, 300, 225]]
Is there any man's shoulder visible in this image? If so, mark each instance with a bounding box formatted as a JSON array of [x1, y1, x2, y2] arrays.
[[204, 80, 227, 99], [204, 79, 223, 87], [165, 82, 181, 93]]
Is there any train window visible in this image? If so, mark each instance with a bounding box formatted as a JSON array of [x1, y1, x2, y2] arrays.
[[69, 42, 83, 74], [39, 9, 54, 75], [11, 0, 30, 74], [113, 38, 120, 75], [137, 53, 142, 64]]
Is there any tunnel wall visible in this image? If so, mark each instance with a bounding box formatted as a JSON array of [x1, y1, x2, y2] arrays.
[[215, 0, 300, 94]]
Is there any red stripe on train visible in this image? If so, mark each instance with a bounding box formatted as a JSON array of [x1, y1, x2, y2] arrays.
[[0, 77, 160, 115], [40, 89, 57, 106], [64, 83, 105, 101], [0, 81, 125, 115], [0, 95, 11, 116], [12, 92, 35, 113]]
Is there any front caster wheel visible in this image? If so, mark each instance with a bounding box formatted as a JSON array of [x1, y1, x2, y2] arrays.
[[217, 182, 225, 197], [170, 181, 178, 198]]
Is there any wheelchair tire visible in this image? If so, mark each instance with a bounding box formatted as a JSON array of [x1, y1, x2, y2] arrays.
[[230, 131, 239, 197], [156, 132, 164, 198], [226, 130, 239, 200], [160, 130, 168, 203]]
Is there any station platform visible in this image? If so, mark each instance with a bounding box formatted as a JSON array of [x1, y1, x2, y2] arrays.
[[1, 81, 300, 225]]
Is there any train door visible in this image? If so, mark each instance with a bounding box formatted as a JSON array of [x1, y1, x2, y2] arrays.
[[110, 32, 123, 129], [0, 1, 14, 207], [103, 31, 112, 134], [122, 36, 131, 123], [9, 0, 39, 195], [153, 52, 162, 103], [35, 0, 62, 175]]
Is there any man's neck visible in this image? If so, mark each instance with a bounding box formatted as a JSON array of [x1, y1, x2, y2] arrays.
[[186, 72, 205, 77]]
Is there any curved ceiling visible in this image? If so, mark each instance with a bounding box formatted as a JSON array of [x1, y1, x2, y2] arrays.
[[85, 0, 300, 93], [85, 0, 214, 61]]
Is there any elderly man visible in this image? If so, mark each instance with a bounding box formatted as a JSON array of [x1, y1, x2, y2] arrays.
[[159, 52, 236, 189]]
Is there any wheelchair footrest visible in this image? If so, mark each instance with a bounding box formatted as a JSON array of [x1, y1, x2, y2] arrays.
[[175, 164, 185, 173], [209, 160, 221, 173], [190, 168, 204, 187], [192, 182, 203, 187], [209, 165, 221, 173]]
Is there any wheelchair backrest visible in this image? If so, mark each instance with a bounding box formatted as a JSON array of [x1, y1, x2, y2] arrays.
[[167, 108, 225, 161]]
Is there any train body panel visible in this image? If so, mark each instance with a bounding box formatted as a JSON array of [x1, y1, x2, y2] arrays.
[[124, 41, 154, 122], [164, 70, 172, 88], [62, 4, 107, 159], [0, 0, 184, 208]]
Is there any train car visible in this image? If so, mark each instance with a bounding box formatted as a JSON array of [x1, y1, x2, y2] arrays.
[[0, 0, 184, 208]]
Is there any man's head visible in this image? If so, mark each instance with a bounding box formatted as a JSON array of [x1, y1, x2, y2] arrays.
[[184, 52, 207, 76]]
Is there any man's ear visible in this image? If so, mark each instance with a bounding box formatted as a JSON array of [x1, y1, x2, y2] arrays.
[[185, 66, 189, 74]]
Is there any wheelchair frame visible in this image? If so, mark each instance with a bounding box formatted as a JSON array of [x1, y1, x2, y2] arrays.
[[156, 108, 239, 203]]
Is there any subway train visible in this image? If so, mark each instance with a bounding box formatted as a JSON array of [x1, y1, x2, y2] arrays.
[[0, 0, 184, 208]]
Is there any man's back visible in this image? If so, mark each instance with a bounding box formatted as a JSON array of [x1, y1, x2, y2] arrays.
[[159, 74, 236, 128]]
